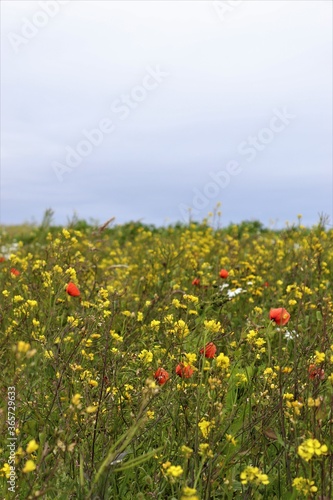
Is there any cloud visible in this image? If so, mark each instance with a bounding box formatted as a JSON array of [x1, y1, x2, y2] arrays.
[[1, 0, 332, 226]]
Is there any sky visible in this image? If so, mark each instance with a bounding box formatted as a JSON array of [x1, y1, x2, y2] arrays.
[[1, 0, 332, 228]]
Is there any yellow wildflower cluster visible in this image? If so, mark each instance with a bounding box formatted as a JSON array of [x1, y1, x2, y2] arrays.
[[215, 353, 230, 370], [292, 477, 317, 495], [240, 466, 269, 485], [181, 486, 199, 500], [297, 439, 328, 461]]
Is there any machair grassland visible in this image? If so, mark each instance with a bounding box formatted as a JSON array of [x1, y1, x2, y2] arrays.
[[0, 214, 332, 499]]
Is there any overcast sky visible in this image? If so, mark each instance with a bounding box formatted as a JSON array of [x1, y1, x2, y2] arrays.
[[1, 0, 332, 227]]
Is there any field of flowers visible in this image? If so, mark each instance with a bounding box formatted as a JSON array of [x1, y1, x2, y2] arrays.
[[0, 214, 332, 499]]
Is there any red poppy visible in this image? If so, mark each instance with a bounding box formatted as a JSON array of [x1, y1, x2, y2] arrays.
[[263, 281, 269, 288], [0, 256, 6, 262], [219, 269, 229, 279], [154, 367, 170, 385], [66, 282, 80, 297], [269, 308, 290, 326], [192, 278, 200, 286], [175, 363, 194, 379], [10, 268, 20, 276], [308, 364, 325, 380], [199, 342, 217, 359]]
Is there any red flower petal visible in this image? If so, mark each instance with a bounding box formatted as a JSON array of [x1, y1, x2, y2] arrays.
[[308, 364, 325, 380], [175, 363, 194, 379], [66, 282, 80, 297], [154, 368, 170, 385], [219, 269, 229, 279], [199, 342, 217, 359], [269, 307, 290, 326]]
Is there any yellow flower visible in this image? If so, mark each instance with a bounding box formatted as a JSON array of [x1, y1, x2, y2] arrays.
[[13, 295, 24, 303], [247, 330, 258, 343], [86, 405, 98, 413], [198, 418, 213, 439], [235, 373, 248, 385], [216, 353, 230, 370], [65, 267, 77, 281], [67, 316, 79, 327], [62, 228, 70, 239], [292, 477, 317, 495], [180, 445, 193, 458], [0, 463, 11, 478], [307, 397, 321, 407], [17, 341, 31, 353], [314, 351, 325, 364], [166, 465, 183, 478], [88, 379, 98, 387], [122, 310, 132, 317], [226, 434, 237, 446], [138, 349, 153, 364], [254, 337, 266, 347], [204, 319, 222, 333], [298, 439, 328, 461], [181, 485, 199, 500], [172, 298, 186, 309], [26, 439, 39, 454], [71, 394, 82, 406], [110, 331, 123, 342], [150, 320, 161, 331], [286, 400, 303, 416], [184, 352, 197, 366], [240, 466, 269, 485], [198, 443, 213, 457], [22, 460, 36, 473], [183, 294, 199, 304], [27, 300, 38, 308], [172, 319, 189, 337]]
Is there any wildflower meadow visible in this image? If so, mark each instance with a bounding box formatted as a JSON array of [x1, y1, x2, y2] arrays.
[[0, 212, 332, 499]]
